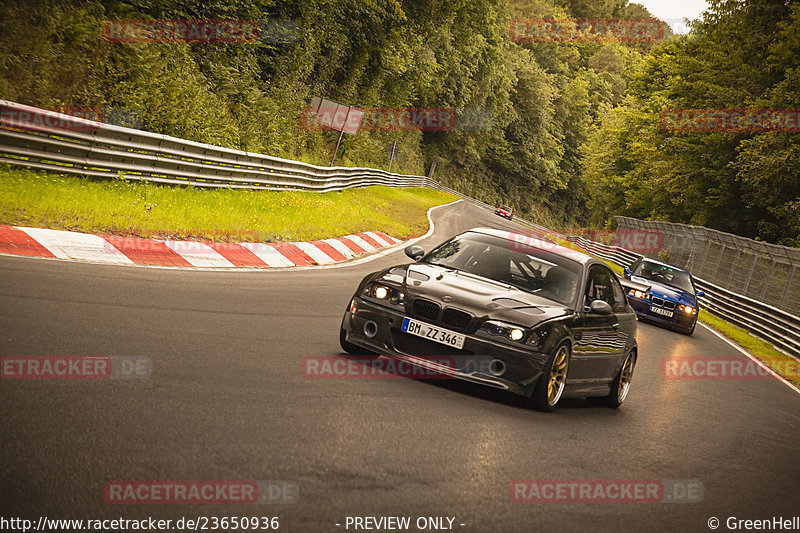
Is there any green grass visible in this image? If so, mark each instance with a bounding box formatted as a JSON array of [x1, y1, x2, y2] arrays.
[[697, 310, 800, 387], [548, 233, 799, 386], [0, 165, 456, 242]]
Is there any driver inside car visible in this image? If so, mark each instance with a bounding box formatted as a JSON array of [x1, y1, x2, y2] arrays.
[[539, 266, 578, 305], [471, 248, 511, 283]]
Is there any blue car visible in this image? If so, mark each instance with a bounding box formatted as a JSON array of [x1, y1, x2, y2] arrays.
[[623, 258, 703, 336]]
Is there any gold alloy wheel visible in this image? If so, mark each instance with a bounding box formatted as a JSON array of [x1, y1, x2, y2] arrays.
[[617, 354, 635, 402], [547, 345, 569, 406]]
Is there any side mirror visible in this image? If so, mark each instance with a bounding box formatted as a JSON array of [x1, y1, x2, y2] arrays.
[[589, 300, 613, 315], [697, 290, 705, 298], [405, 245, 425, 261], [623, 267, 632, 279]]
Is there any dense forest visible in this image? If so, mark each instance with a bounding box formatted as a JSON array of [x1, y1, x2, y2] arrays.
[[1, 0, 797, 245]]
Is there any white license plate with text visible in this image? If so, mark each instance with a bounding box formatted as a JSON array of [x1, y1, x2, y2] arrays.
[[401, 318, 466, 349], [650, 306, 674, 317]]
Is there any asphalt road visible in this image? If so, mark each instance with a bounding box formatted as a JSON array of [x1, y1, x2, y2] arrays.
[[1, 201, 798, 533]]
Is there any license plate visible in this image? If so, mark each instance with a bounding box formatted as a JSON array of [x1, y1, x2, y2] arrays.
[[401, 317, 466, 349], [650, 306, 674, 317]]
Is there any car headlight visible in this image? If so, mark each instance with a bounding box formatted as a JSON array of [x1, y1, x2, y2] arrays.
[[482, 320, 526, 343], [525, 327, 552, 348], [363, 283, 405, 305], [680, 305, 695, 314], [628, 289, 647, 299]]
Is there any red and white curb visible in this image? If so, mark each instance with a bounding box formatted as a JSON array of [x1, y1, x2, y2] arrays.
[[0, 225, 403, 268]]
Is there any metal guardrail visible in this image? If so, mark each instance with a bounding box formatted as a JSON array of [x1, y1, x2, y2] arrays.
[[430, 183, 553, 236], [694, 278, 800, 359], [0, 100, 432, 193], [566, 235, 800, 359], [615, 216, 800, 316], [2, 100, 796, 357], [0, 100, 555, 235], [566, 235, 641, 269], [0, 100, 556, 237]]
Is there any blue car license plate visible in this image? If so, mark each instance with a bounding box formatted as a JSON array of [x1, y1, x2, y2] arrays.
[[650, 306, 674, 318]]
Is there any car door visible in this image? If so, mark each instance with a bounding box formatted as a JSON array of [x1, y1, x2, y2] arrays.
[[571, 265, 626, 383]]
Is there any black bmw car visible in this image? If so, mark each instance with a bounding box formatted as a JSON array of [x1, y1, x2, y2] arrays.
[[339, 228, 640, 411]]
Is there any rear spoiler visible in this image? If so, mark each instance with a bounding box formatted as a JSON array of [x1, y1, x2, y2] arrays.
[[619, 278, 650, 294]]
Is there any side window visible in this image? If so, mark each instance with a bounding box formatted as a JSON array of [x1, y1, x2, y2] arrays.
[[584, 268, 596, 305], [629, 258, 641, 276], [610, 274, 628, 312], [585, 266, 617, 308]]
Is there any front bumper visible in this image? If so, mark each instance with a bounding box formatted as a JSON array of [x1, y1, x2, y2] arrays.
[[628, 298, 696, 332], [341, 296, 549, 397]]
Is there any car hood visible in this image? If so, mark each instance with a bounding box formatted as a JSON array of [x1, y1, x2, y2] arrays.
[[374, 263, 572, 327], [631, 275, 697, 306]]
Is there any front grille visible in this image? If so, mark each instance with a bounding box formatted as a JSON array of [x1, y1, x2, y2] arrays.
[[649, 295, 677, 311], [442, 307, 472, 329], [413, 298, 441, 321]]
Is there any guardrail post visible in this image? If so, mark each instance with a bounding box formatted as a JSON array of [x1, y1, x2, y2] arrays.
[[759, 261, 776, 302], [779, 265, 795, 310], [742, 253, 759, 295], [686, 227, 700, 272], [727, 249, 741, 287]]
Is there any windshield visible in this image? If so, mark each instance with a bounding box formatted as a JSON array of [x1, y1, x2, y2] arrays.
[[633, 260, 694, 293], [421, 232, 581, 307]]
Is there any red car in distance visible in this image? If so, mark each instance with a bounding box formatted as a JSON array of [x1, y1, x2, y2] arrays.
[[495, 205, 513, 220]]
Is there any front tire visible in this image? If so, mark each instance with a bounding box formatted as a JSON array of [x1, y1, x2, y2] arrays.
[[531, 343, 570, 412], [605, 350, 636, 408]]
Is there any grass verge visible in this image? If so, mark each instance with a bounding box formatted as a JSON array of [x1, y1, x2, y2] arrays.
[[0, 165, 456, 242], [696, 310, 800, 387]]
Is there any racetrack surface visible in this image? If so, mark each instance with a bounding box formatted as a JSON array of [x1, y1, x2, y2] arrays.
[[1, 201, 798, 532]]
